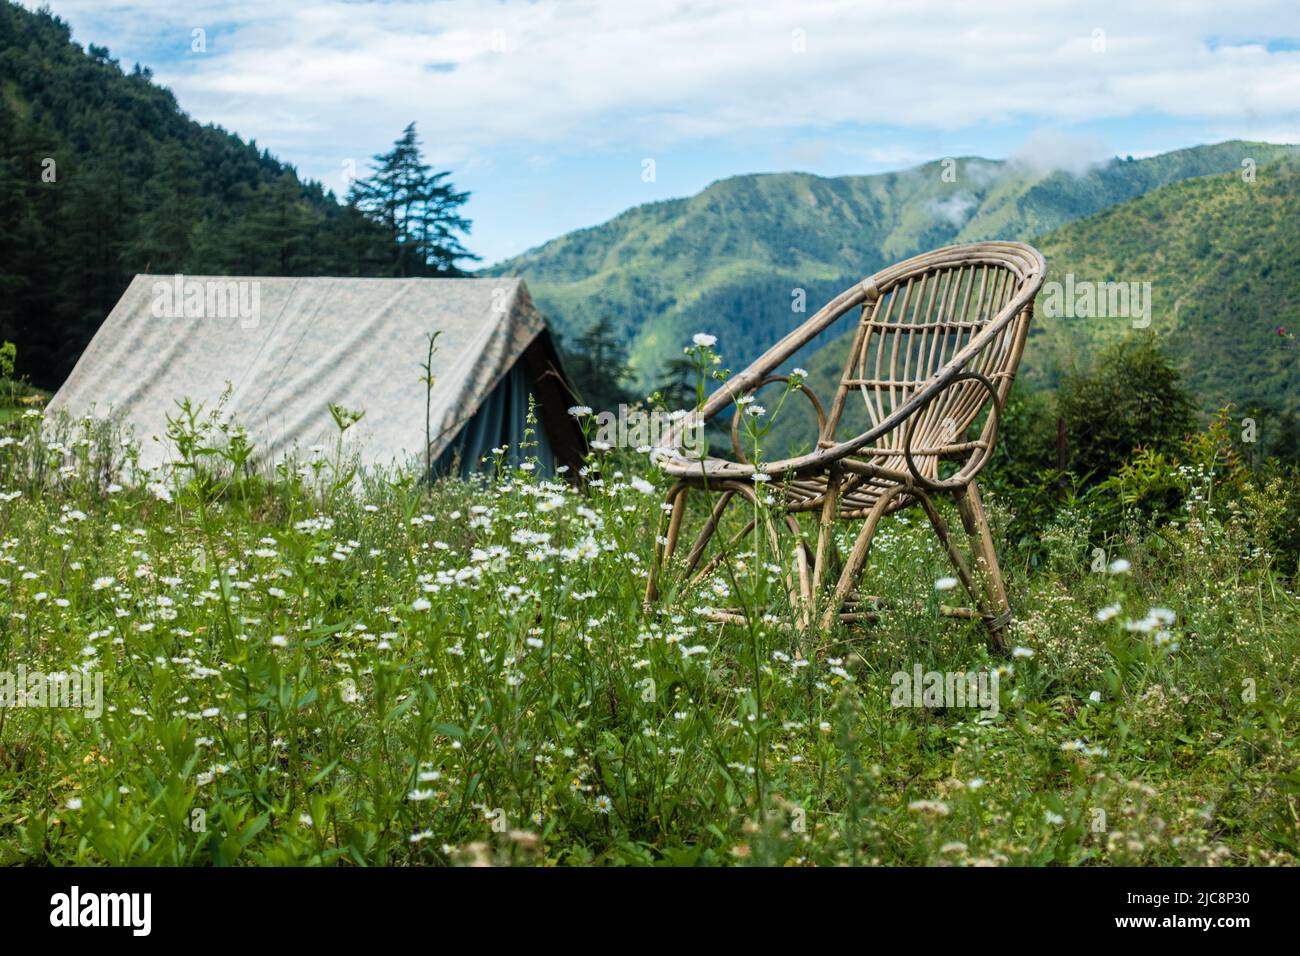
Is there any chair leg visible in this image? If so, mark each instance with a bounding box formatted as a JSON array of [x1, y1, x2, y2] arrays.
[[727, 482, 802, 625], [953, 482, 1011, 650], [812, 466, 842, 619], [644, 482, 689, 605], [648, 480, 799, 627], [681, 490, 736, 580], [819, 485, 907, 632], [914, 489, 988, 616], [690, 517, 756, 586]]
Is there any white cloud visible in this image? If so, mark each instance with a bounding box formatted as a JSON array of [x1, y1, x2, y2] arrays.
[[1009, 130, 1114, 176], [927, 191, 979, 226], [26, 0, 1300, 260], [33, 0, 1300, 170]]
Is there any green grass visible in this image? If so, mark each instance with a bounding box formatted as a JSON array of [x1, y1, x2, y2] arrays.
[[0, 394, 1297, 867], [0, 378, 48, 427]]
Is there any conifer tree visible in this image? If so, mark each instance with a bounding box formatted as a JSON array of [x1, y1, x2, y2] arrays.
[[347, 123, 476, 276]]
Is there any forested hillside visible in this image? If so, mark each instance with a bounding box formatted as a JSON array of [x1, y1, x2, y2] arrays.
[[0, 3, 467, 388], [4, 0, 1295, 423], [489, 141, 1298, 393], [1032, 157, 1300, 410]]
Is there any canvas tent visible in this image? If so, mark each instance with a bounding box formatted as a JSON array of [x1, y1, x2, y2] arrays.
[[46, 275, 585, 478]]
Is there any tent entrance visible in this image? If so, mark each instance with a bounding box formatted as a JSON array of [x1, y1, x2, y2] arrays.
[[431, 362, 557, 478]]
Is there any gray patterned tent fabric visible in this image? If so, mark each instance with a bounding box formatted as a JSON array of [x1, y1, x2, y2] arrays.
[[46, 275, 583, 477]]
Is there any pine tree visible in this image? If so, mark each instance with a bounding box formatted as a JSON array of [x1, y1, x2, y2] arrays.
[[124, 141, 200, 274], [564, 317, 634, 412], [347, 123, 476, 276], [0, 3, 435, 386], [245, 173, 320, 274], [655, 355, 698, 410]]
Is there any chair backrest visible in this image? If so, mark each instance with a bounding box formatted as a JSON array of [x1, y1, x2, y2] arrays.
[[655, 242, 1043, 481], [819, 242, 1044, 474]]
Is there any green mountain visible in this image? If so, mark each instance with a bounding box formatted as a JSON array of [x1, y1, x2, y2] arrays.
[[0, 2, 411, 388], [488, 142, 1298, 392], [769, 156, 1300, 456], [1033, 156, 1300, 410]]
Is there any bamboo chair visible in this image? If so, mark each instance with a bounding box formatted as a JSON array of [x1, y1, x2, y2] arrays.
[[644, 241, 1046, 649]]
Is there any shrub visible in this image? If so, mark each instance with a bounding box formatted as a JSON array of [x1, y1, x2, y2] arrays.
[[1057, 335, 1197, 481]]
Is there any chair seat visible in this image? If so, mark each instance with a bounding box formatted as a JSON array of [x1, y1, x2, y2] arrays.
[[778, 473, 911, 518], [672, 454, 917, 519]]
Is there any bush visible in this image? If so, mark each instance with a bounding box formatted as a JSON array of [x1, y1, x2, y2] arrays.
[[1057, 336, 1197, 481]]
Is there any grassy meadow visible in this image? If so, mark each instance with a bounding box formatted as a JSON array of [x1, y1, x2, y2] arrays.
[[3, 0, 1297, 877], [0, 335, 1294, 868], [1, 360, 1298, 868]]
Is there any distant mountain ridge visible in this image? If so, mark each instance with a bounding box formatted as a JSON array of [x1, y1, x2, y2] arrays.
[[1032, 155, 1300, 410], [763, 155, 1300, 456], [487, 141, 1299, 390]]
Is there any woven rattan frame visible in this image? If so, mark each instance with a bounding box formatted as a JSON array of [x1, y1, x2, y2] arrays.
[[644, 241, 1046, 648]]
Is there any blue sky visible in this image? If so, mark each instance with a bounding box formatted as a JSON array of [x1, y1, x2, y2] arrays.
[[27, 1, 1300, 266]]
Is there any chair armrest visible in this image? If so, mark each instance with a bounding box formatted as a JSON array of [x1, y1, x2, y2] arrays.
[[654, 309, 1019, 482], [901, 370, 1002, 491], [690, 280, 875, 421], [655, 280, 875, 463]]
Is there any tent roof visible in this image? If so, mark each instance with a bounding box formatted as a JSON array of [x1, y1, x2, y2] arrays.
[[46, 275, 572, 473]]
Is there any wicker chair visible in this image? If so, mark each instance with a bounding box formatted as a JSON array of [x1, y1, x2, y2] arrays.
[[644, 241, 1046, 648]]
